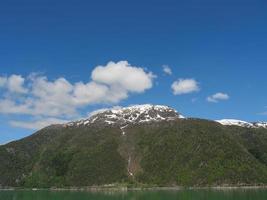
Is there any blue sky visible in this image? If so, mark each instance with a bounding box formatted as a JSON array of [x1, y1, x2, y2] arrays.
[[0, 0, 267, 144]]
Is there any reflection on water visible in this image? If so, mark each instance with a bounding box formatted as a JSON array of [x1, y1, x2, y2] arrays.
[[0, 189, 267, 200]]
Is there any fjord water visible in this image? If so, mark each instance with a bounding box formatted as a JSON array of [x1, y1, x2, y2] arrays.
[[1, 189, 267, 200]]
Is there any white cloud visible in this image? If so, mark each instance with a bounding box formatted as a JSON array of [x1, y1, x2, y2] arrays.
[[207, 92, 229, 103], [7, 75, 28, 94], [73, 81, 109, 105], [162, 65, 172, 75], [92, 61, 155, 93], [0, 61, 155, 129], [0, 99, 34, 115], [171, 78, 200, 95], [9, 118, 69, 130], [0, 75, 27, 93]]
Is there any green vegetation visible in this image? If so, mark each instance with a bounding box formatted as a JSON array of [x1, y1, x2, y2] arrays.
[[1, 119, 267, 188]]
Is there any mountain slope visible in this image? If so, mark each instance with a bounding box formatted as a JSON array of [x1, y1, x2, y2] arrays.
[[1, 105, 267, 187]]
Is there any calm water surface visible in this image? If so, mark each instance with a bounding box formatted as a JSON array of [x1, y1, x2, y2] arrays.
[[0, 189, 267, 200]]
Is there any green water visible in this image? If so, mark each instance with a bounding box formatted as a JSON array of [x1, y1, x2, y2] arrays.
[[0, 189, 267, 200]]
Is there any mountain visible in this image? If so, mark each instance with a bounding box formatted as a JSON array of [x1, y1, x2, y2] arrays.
[[216, 119, 267, 128], [1, 104, 267, 188], [66, 104, 184, 127]]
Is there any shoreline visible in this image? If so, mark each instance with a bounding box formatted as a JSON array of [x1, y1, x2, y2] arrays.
[[1, 185, 267, 192]]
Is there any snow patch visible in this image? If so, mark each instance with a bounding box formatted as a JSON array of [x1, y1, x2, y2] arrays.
[[216, 119, 267, 129], [64, 105, 267, 130], [216, 119, 253, 127], [66, 104, 183, 127], [120, 125, 128, 135]]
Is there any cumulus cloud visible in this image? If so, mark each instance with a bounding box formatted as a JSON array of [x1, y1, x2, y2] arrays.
[[171, 78, 200, 95], [162, 65, 172, 75], [0, 75, 27, 93], [92, 61, 155, 93], [0, 61, 155, 129], [207, 92, 229, 103], [0, 99, 34, 115], [7, 75, 28, 93]]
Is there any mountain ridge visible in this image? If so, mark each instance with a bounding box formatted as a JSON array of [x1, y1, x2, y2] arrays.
[[65, 104, 184, 128], [61, 104, 267, 130], [1, 104, 267, 188], [216, 119, 267, 128]]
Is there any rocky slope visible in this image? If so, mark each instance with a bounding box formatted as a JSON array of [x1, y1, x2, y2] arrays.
[[1, 104, 267, 188]]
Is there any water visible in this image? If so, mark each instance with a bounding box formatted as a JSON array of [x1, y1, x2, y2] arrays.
[[0, 189, 267, 200]]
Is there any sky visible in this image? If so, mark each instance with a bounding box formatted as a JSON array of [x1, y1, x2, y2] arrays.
[[0, 0, 267, 144]]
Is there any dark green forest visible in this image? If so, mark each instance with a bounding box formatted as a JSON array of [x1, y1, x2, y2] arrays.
[[1, 119, 267, 188]]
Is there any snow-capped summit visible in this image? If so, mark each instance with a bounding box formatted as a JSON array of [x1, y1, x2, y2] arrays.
[[65, 105, 266, 129], [66, 104, 184, 127], [254, 122, 267, 128], [216, 119, 254, 128], [216, 119, 267, 128]]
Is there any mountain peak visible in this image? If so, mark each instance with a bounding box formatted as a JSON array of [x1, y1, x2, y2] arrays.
[[216, 119, 267, 128], [66, 104, 184, 127]]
